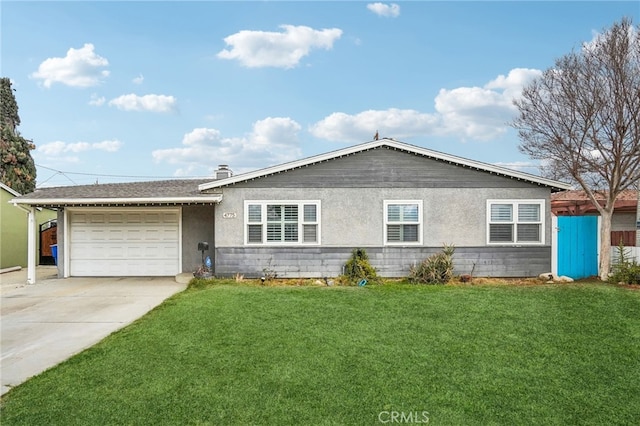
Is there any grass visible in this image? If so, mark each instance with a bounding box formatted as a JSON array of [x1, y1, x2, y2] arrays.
[[1, 281, 639, 425]]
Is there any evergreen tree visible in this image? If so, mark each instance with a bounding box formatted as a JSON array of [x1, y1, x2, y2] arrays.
[[1, 77, 36, 194]]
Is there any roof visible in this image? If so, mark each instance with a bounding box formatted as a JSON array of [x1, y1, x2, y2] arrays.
[[198, 138, 572, 192], [11, 139, 573, 207], [551, 189, 638, 215], [10, 179, 222, 207], [551, 189, 638, 202]]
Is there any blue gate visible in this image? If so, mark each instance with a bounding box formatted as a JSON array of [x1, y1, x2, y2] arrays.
[[557, 216, 598, 279]]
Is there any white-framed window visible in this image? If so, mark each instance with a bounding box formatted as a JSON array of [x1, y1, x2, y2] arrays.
[[384, 200, 423, 245], [245, 201, 320, 245], [487, 200, 545, 245]]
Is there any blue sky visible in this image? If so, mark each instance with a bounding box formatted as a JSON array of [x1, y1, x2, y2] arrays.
[[2, 1, 638, 188]]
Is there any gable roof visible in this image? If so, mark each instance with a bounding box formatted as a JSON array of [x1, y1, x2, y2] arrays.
[[11, 179, 222, 207], [199, 138, 572, 192]]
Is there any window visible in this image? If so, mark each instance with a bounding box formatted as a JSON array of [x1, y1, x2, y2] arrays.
[[487, 200, 544, 244], [245, 201, 320, 245], [384, 201, 422, 244]]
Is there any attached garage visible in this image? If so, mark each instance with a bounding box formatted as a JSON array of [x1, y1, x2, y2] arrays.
[[67, 208, 181, 276]]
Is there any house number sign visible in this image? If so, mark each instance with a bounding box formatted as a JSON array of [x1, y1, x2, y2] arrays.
[[223, 212, 237, 219]]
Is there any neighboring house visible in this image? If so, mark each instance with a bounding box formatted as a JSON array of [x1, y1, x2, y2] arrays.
[[551, 189, 638, 247], [1, 182, 57, 269], [11, 139, 571, 282]]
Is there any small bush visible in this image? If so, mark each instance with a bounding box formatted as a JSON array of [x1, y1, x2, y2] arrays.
[[609, 241, 640, 284], [409, 244, 455, 284], [342, 248, 378, 285]]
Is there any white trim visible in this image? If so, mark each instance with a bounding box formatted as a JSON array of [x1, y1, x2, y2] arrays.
[[64, 208, 70, 278], [486, 199, 546, 245], [383, 200, 423, 245], [1, 182, 21, 197], [551, 215, 558, 276], [65, 206, 182, 276], [11, 195, 222, 206], [178, 206, 183, 274], [199, 139, 572, 192], [244, 200, 321, 246]]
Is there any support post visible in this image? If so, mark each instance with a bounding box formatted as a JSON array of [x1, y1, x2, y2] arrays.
[[27, 206, 37, 284]]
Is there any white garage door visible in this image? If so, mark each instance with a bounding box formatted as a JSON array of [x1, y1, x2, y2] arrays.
[[68, 208, 180, 276]]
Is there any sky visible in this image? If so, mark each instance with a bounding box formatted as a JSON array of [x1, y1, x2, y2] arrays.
[[2, 1, 638, 188]]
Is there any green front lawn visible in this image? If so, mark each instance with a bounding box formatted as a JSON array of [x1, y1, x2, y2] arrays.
[[2, 282, 639, 425]]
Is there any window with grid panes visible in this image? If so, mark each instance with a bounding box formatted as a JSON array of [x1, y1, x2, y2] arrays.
[[487, 200, 544, 244], [245, 201, 319, 244], [384, 201, 422, 244]]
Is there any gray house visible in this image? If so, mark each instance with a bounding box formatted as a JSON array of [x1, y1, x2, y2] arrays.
[[11, 139, 571, 283]]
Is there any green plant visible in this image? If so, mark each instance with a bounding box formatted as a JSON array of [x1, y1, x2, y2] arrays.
[[262, 257, 278, 281], [609, 240, 640, 284], [409, 244, 455, 284], [342, 248, 378, 285]]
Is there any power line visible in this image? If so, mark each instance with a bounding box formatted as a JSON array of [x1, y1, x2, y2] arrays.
[[34, 164, 212, 188], [35, 164, 190, 180]]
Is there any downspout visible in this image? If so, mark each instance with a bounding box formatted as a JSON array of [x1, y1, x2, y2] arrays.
[[11, 202, 37, 284]]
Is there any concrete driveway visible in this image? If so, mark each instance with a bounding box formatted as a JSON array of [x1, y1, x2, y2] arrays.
[[1, 267, 187, 395]]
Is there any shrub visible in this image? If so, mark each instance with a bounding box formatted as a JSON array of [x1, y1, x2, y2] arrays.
[[409, 244, 455, 284], [609, 240, 640, 285], [342, 248, 378, 285]]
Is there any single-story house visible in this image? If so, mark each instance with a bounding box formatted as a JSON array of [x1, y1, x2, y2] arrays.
[[1, 182, 57, 270], [11, 139, 572, 283], [551, 189, 638, 247]]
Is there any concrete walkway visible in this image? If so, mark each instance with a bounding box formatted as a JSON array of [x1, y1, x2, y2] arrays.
[[1, 267, 187, 395]]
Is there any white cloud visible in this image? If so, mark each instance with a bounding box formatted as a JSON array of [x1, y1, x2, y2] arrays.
[[108, 94, 177, 112], [367, 3, 400, 18], [89, 93, 106, 106], [30, 43, 110, 88], [310, 67, 543, 142], [132, 74, 144, 84], [152, 117, 302, 176], [38, 139, 123, 156], [217, 25, 343, 68], [493, 161, 540, 173], [310, 109, 438, 143], [434, 68, 542, 140]]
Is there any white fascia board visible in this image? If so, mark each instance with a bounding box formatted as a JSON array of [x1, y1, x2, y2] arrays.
[[10, 195, 223, 206], [198, 138, 573, 191], [1, 182, 21, 197]]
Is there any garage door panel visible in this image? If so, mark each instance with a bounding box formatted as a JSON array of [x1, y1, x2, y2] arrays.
[[69, 208, 180, 276]]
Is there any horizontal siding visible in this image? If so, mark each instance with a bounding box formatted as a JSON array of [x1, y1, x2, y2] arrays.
[[229, 147, 537, 189], [214, 246, 551, 279]]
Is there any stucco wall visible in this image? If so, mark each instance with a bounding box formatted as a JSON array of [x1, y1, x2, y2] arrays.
[[181, 205, 215, 274], [214, 186, 552, 248], [611, 212, 636, 231], [212, 185, 553, 278]]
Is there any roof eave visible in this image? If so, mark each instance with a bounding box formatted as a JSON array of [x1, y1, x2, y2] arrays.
[[10, 195, 223, 207]]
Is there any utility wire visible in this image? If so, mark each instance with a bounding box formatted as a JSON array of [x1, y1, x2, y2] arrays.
[[34, 164, 214, 188], [35, 163, 190, 180]]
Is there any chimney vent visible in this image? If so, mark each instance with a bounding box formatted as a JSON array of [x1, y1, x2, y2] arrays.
[[215, 164, 232, 180]]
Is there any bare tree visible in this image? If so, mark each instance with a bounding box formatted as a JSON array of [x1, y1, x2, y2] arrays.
[[512, 18, 640, 280]]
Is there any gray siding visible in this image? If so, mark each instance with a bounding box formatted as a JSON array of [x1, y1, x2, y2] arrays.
[[214, 246, 552, 278], [181, 205, 215, 274], [226, 147, 538, 189]]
